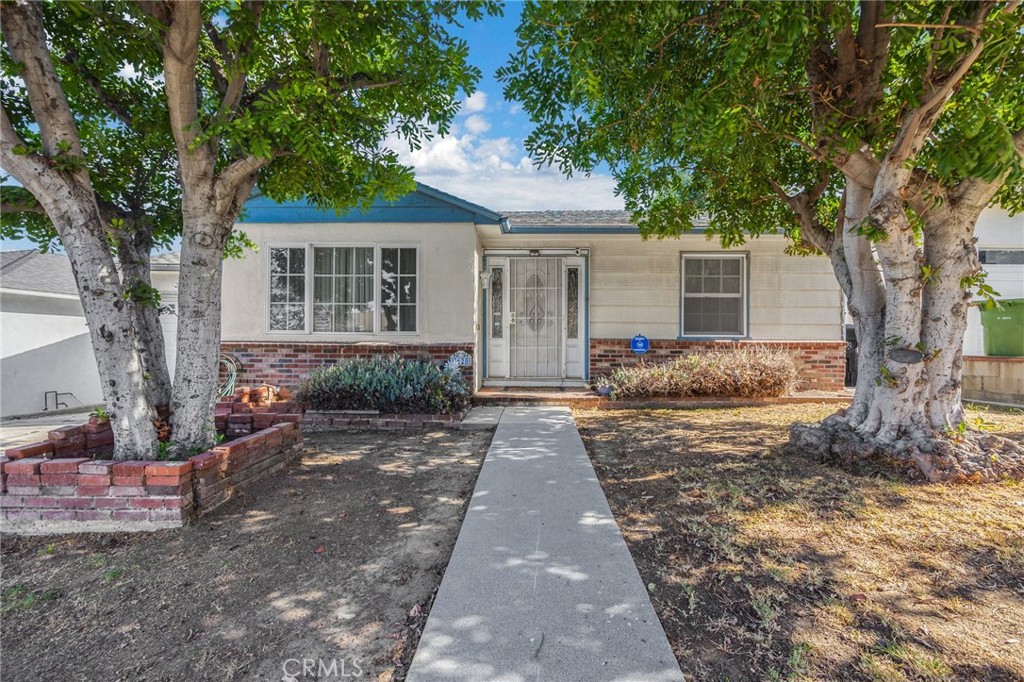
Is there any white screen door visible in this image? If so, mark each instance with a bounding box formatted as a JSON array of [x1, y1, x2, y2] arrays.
[[510, 257, 563, 378]]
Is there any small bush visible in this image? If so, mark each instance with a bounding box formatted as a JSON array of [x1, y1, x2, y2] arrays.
[[598, 347, 797, 399], [296, 354, 470, 414]]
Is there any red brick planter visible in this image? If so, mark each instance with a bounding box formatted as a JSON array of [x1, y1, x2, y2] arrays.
[[302, 409, 469, 432], [1, 397, 305, 534]]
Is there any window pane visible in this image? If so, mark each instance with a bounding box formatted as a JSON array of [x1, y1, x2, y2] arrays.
[[288, 248, 305, 274], [287, 304, 305, 330], [355, 248, 374, 275], [313, 304, 333, 332], [270, 275, 288, 303], [704, 259, 721, 276], [722, 275, 741, 294], [314, 248, 332, 275], [400, 248, 417, 274], [703, 275, 721, 294], [288, 276, 305, 301], [685, 259, 702, 276], [399, 277, 416, 304], [400, 305, 416, 331], [684, 275, 703, 294], [491, 267, 503, 339], [567, 267, 579, 339], [271, 249, 288, 274], [722, 259, 741, 276], [381, 248, 398, 277], [380, 305, 399, 332], [314, 276, 332, 303]]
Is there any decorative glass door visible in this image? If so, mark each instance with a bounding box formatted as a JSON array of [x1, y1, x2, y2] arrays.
[[510, 257, 563, 378]]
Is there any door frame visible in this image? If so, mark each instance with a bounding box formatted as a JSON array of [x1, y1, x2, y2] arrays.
[[482, 248, 589, 386]]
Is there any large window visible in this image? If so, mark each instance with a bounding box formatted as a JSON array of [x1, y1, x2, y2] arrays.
[[681, 254, 746, 337], [268, 245, 418, 334]]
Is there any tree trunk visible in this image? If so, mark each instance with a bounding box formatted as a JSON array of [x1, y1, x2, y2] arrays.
[[920, 208, 979, 430], [1, 1, 158, 460], [789, 186, 1023, 483], [169, 197, 233, 452], [118, 231, 173, 411], [44, 186, 159, 459], [861, 187, 929, 442], [840, 181, 885, 427]]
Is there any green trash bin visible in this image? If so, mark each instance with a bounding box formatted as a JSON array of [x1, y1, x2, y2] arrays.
[[980, 298, 1024, 357]]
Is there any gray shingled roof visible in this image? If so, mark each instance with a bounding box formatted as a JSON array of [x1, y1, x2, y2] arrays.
[[502, 210, 636, 227], [0, 250, 79, 296], [501, 210, 710, 229]]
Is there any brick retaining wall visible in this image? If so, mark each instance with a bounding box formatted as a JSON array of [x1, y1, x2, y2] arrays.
[[1, 400, 304, 534], [589, 339, 848, 392], [220, 342, 476, 389]]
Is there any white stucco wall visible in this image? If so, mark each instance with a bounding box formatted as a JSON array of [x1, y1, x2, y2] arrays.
[[220, 222, 480, 343], [964, 207, 1024, 356], [478, 230, 842, 341], [0, 292, 103, 417], [151, 269, 180, 377]]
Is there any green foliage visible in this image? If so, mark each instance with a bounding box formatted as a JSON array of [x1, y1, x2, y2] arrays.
[[89, 407, 110, 422], [499, 2, 1024, 246], [223, 230, 258, 260], [124, 282, 161, 309], [962, 271, 1001, 307], [297, 355, 471, 414], [595, 347, 797, 399]]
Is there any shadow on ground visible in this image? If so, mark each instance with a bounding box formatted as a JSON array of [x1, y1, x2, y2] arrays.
[[0, 429, 491, 681], [577, 403, 1024, 682]]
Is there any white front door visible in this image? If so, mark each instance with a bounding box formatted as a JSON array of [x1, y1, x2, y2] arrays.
[[510, 257, 563, 378], [485, 254, 586, 383]]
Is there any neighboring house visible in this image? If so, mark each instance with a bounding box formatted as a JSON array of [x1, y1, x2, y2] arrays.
[[151, 251, 181, 377], [963, 207, 1024, 356], [219, 184, 848, 392], [0, 249, 180, 418], [962, 208, 1024, 405]]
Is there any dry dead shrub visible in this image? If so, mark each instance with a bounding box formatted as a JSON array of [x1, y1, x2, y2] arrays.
[[603, 346, 797, 399]]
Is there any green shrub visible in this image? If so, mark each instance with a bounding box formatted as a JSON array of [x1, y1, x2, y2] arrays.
[[296, 354, 470, 414], [598, 347, 797, 399]]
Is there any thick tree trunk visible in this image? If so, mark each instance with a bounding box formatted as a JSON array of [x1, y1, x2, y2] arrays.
[[920, 209, 979, 430], [118, 232, 173, 411], [790, 187, 1023, 483], [1, 1, 158, 460], [169, 196, 233, 452], [861, 187, 929, 441], [40, 186, 159, 459], [840, 182, 885, 427]]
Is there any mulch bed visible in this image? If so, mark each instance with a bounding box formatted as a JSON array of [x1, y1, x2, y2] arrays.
[[1, 429, 491, 681], [577, 403, 1024, 682]]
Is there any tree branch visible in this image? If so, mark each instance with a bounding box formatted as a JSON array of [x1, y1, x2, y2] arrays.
[[215, 152, 274, 197], [953, 128, 1024, 209], [1, 199, 47, 214], [159, 1, 214, 175], [58, 52, 136, 128], [0, 2, 84, 158]]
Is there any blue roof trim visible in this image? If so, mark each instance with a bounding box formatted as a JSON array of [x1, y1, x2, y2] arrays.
[[239, 183, 504, 225]]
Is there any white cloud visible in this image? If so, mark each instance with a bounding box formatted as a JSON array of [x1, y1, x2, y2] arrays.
[[464, 114, 491, 135], [388, 125, 623, 210], [461, 91, 488, 114]]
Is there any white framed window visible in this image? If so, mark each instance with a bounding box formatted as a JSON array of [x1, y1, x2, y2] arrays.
[[269, 246, 307, 332], [681, 253, 747, 337], [267, 244, 419, 335]]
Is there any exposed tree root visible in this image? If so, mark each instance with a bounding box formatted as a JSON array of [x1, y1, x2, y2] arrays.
[[788, 412, 1024, 483]]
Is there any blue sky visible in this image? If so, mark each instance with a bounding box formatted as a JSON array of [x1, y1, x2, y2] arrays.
[[1, 4, 621, 252], [390, 2, 622, 210]]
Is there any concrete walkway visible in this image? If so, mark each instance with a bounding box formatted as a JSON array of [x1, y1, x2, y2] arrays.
[[407, 407, 684, 682]]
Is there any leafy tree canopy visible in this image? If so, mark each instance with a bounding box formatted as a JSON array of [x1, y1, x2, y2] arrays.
[[499, 1, 1024, 244]]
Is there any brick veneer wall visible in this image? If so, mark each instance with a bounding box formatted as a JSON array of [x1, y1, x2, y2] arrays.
[[589, 339, 848, 392], [1, 401, 304, 534], [220, 342, 476, 389]]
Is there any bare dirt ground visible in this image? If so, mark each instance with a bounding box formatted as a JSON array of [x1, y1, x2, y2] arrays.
[[577, 403, 1024, 682], [1, 429, 490, 682]]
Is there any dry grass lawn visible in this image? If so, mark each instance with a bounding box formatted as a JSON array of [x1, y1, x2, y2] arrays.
[[577, 403, 1024, 682]]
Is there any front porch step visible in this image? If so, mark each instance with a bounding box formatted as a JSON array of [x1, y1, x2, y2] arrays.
[[472, 386, 602, 407]]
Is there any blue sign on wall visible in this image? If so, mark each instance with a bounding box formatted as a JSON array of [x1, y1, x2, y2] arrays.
[[630, 334, 650, 355], [449, 350, 473, 367]]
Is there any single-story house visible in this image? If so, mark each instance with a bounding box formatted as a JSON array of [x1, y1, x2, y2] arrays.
[[0, 249, 180, 418], [219, 184, 849, 392]]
